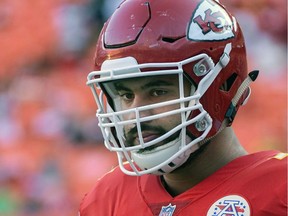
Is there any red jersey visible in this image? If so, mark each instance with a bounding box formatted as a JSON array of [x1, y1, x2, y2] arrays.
[[79, 150, 287, 216]]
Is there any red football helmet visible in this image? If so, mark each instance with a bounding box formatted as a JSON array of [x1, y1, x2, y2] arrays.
[[87, 0, 258, 175]]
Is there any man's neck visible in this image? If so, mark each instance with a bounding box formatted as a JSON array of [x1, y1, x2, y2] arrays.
[[161, 127, 247, 197]]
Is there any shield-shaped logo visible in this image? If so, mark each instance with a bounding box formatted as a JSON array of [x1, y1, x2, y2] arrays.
[[159, 203, 176, 216]]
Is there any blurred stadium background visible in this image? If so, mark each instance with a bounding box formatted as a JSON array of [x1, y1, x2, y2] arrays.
[[0, 0, 286, 215]]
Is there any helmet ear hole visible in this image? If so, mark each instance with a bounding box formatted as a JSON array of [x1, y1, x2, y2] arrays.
[[220, 73, 237, 92]]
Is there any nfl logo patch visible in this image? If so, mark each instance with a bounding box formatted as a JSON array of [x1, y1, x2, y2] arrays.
[[159, 203, 176, 216]]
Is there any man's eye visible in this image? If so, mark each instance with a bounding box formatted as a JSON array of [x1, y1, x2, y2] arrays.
[[119, 92, 134, 100], [151, 89, 167, 96]]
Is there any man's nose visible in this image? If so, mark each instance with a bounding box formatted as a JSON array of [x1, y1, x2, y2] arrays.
[[126, 96, 153, 120]]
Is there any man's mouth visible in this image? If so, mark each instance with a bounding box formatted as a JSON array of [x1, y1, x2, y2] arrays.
[[124, 124, 168, 148], [136, 133, 170, 153], [136, 133, 160, 143]]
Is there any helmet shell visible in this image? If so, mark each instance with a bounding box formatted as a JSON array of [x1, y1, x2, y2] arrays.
[[94, 0, 247, 139]]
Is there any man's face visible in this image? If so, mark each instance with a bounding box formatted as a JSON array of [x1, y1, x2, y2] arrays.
[[103, 75, 192, 149]]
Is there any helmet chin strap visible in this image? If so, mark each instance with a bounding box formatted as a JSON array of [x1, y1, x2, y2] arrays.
[[131, 135, 198, 175], [225, 70, 259, 125], [198, 70, 259, 147]]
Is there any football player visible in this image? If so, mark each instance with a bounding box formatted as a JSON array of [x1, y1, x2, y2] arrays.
[[79, 0, 287, 215]]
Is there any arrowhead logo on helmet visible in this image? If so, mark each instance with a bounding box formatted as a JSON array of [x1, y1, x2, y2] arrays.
[[188, 0, 235, 41]]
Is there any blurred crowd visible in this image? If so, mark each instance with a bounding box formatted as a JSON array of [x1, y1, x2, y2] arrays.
[[0, 0, 286, 215]]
